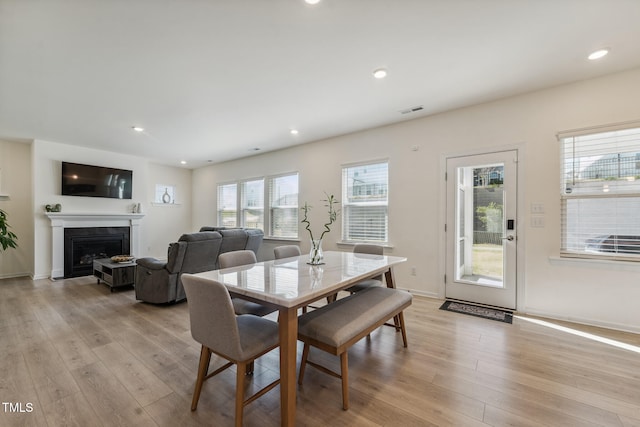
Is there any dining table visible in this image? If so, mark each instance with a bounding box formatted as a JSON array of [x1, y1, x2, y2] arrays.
[[189, 250, 407, 426]]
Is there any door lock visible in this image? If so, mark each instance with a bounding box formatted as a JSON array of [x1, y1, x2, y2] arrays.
[[502, 235, 515, 241]]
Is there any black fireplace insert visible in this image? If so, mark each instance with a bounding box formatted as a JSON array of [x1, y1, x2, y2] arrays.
[[64, 227, 130, 278]]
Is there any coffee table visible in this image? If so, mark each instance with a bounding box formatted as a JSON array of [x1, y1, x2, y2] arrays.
[[93, 258, 136, 291]]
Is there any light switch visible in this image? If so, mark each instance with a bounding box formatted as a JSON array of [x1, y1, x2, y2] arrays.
[[531, 216, 545, 228], [531, 203, 544, 214]]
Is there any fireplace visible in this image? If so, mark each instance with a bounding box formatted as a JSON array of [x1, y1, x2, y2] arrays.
[[64, 227, 130, 278], [46, 212, 144, 280]]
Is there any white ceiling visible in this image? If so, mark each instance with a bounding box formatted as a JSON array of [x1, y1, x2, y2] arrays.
[[2, 0, 640, 168]]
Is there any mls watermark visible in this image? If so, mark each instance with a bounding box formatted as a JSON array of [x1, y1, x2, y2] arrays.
[[2, 402, 34, 413]]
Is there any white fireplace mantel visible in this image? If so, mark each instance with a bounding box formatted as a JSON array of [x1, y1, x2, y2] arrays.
[[46, 212, 145, 279]]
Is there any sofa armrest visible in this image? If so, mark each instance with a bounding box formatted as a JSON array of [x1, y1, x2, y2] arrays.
[[136, 257, 168, 270]]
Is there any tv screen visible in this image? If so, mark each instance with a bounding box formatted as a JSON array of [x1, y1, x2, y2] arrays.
[[62, 162, 133, 199]]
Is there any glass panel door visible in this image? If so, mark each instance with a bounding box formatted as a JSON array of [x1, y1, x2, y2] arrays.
[[446, 150, 517, 309]]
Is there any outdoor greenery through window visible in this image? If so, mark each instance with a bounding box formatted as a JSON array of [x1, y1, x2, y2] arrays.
[[342, 161, 388, 243], [560, 124, 640, 260], [217, 173, 298, 238]]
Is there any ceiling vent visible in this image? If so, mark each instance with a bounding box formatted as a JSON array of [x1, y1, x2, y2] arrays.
[[400, 105, 424, 115]]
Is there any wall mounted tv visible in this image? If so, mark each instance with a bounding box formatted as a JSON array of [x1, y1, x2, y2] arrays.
[[61, 162, 133, 199]]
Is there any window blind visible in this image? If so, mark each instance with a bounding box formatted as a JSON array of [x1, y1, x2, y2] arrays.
[[560, 126, 640, 260], [342, 161, 389, 242], [240, 179, 264, 229], [217, 183, 237, 227], [268, 173, 299, 238]]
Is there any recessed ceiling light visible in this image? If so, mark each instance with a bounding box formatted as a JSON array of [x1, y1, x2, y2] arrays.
[[305, 0, 321, 4], [588, 49, 609, 60], [132, 126, 145, 132], [249, 147, 261, 152], [373, 68, 388, 79], [290, 129, 299, 135], [180, 160, 187, 165]]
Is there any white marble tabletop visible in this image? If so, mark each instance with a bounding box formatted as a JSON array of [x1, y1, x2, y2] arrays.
[[188, 251, 407, 308]]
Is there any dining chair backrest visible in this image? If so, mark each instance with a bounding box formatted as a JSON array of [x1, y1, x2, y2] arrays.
[[274, 245, 302, 259], [182, 275, 242, 360], [218, 249, 257, 269], [354, 244, 384, 281], [353, 243, 383, 256]]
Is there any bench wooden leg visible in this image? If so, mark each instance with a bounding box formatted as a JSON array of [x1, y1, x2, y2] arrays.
[[340, 351, 349, 410], [398, 311, 408, 347], [298, 343, 310, 385]]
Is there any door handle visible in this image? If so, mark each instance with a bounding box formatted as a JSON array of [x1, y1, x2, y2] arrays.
[[502, 235, 515, 241]]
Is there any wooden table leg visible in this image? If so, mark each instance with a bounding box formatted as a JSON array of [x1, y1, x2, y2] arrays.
[[384, 267, 397, 289], [279, 306, 297, 426]]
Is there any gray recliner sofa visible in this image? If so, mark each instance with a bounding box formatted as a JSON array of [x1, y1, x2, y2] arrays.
[[135, 229, 263, 304], [135, 231, 222, 304], [199, 227, 264, 259]]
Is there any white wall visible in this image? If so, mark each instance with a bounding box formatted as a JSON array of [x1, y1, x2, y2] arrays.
[[0, 139, 32, 278], [193, 67, 640, 333], [32, 140, 192, 279], [144, 163, 193, 259]]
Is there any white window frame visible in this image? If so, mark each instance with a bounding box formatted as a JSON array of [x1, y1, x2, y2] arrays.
[[240, 178, 265, 230], [154, 184, 176, 204], [559, 121, 640, 261], [217, 182, 238, 228], [216, 172, 299, 239], [268, 172, 299, 239], [341, 160, 389, 244]]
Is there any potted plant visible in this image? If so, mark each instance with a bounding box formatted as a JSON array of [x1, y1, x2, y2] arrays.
[[301, 193, 339, 265], [0, 208, 18, 251]]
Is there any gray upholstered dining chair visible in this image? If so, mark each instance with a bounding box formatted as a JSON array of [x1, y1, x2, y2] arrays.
[[182, 274, 280, 427], [345, 244, 384, 293], [218, 250, 277, 317], [273, 245, 301, 259]]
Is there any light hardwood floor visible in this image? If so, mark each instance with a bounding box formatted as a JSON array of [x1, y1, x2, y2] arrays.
[[1, 275, 639, 427]]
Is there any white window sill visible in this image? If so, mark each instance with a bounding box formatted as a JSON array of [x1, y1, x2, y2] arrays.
[[264, 237, 301, 243], [337, 241, 395, 249], [549, 255, 640, 271]]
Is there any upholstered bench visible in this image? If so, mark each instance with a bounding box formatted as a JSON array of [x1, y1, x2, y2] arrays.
[[297, 286, 412, 410]]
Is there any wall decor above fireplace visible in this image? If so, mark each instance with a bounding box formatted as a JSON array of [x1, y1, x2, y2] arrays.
[[62, 162, 133, 199]]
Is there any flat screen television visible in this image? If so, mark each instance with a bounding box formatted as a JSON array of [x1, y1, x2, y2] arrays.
[[61, 162, 133, 199]]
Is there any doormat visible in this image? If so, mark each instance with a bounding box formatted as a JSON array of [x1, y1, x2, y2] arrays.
[[439, 300, 513, 324]]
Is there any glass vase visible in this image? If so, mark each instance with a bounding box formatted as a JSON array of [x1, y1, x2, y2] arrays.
[[308, 238, 324, 265]]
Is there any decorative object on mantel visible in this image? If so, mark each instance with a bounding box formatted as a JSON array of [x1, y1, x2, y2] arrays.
[[0, 208, 18, 251], [136, 202, 142, 213], [301, 193, 339, 265], [45, 204, 62, 212]]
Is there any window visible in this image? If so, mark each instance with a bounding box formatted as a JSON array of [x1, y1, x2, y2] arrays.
[[342, 161, 388, 242], [155, 184, 176, 204], [217, 183, 237, 227], [269, 173, 299, 238], [560, 124, 640, 260], [240, 179, 264, 229], [217, 173, 299, 238]]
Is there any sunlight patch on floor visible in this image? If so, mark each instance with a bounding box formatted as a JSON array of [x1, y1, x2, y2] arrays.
[[515, 315, 640, 354]]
